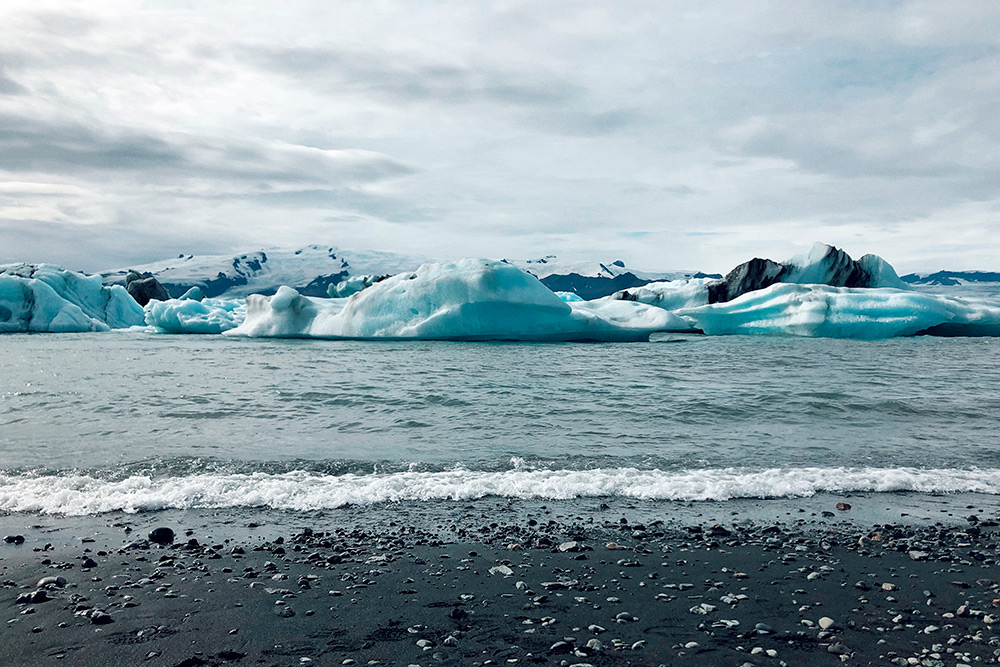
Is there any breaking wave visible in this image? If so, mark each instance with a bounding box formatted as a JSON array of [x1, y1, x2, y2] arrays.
[[1, 466, 998, 515]]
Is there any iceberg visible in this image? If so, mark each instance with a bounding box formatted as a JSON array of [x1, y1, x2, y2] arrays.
[[144, 296, 246, 334], [0, 264, 144, 333], [227, 259, 689, 341], [616, 243, 909, 309], [678, 283, 1000, 339]]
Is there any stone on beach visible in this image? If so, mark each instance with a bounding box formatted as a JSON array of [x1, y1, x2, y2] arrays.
[[148, 527, 175, 545]]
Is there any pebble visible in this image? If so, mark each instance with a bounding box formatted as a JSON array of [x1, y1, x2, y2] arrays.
[[148, 527, 175, 545], [37, 576, 67, 588], [89, 610, 113, 625], [818, 617, 835, 630]]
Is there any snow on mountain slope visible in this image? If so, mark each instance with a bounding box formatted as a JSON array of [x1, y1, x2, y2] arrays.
[[101, 247, 713, 300], [506, 256, 719, 300], [900, 271, 1000, 297], [102, 245, 427, 299]]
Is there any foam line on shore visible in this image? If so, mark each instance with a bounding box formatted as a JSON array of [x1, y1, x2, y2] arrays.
[[1, 466, 999, 515]]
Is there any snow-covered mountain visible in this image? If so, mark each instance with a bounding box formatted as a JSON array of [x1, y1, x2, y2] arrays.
[[901, 271, 1000, 286], [102, 245, 427, 298], [505, 256, 719, 300], [102, 247, 713, 300]]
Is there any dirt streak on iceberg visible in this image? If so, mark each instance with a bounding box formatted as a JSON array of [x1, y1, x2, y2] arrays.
[[226, 258, 690, 342]]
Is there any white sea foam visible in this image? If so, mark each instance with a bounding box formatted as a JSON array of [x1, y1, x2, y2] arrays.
[[1, 467, 998, 515]]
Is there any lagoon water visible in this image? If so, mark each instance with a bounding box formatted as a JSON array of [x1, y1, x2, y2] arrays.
[[1, 332, 998, 515]]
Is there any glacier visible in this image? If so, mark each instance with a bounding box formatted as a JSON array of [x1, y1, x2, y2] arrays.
[[227, 258, 690, 341], [677, 283, 1000, 338], [0, 264, 144, 333]]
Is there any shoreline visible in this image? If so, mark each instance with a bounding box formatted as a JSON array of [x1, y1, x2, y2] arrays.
[[0, 496, 998, 666]]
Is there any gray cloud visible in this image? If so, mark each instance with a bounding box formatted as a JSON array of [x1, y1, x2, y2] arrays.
[[246, 45, 582, 108], [0, 218, 236, 272], [0, 112, 413, 187], [1, 1, 999, 273]]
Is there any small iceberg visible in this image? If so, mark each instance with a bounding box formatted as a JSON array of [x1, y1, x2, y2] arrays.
[[144, 297, 246, 334]]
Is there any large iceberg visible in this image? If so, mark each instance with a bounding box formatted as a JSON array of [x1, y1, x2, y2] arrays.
[[0, 264, 144, 333], [227, 258, 689, 341], [678, 283, 1000, 338]]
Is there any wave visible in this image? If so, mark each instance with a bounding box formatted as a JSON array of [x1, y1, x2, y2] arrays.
[[1, 466, 999, 515]]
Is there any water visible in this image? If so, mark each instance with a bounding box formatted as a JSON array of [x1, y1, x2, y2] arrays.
[[0, 332, 998, 515]]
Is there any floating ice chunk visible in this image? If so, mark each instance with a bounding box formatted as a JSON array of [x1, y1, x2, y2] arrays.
[[229, 259, 684, 341], [554, 291, 583, 302], [678, 283, 1000, 338], [613, 278, 716, 310], [144, 297, 246, 334], [571, 298, 694, 332], [0, 264, 144, 333]]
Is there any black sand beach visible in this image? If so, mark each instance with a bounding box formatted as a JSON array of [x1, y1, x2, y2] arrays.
[[1, 496, 998, 667]]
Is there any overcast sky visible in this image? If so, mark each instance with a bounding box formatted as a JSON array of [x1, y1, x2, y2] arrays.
[[2, 1, 999, 273]]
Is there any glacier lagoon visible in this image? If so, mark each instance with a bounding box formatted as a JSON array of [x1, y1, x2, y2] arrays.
[[1, 331, 997, 516]]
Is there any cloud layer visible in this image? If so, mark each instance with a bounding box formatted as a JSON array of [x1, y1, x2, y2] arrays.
[[2, 1, 999, 272]]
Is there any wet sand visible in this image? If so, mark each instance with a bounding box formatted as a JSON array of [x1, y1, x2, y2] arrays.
[[1, 496, 998, 666]]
